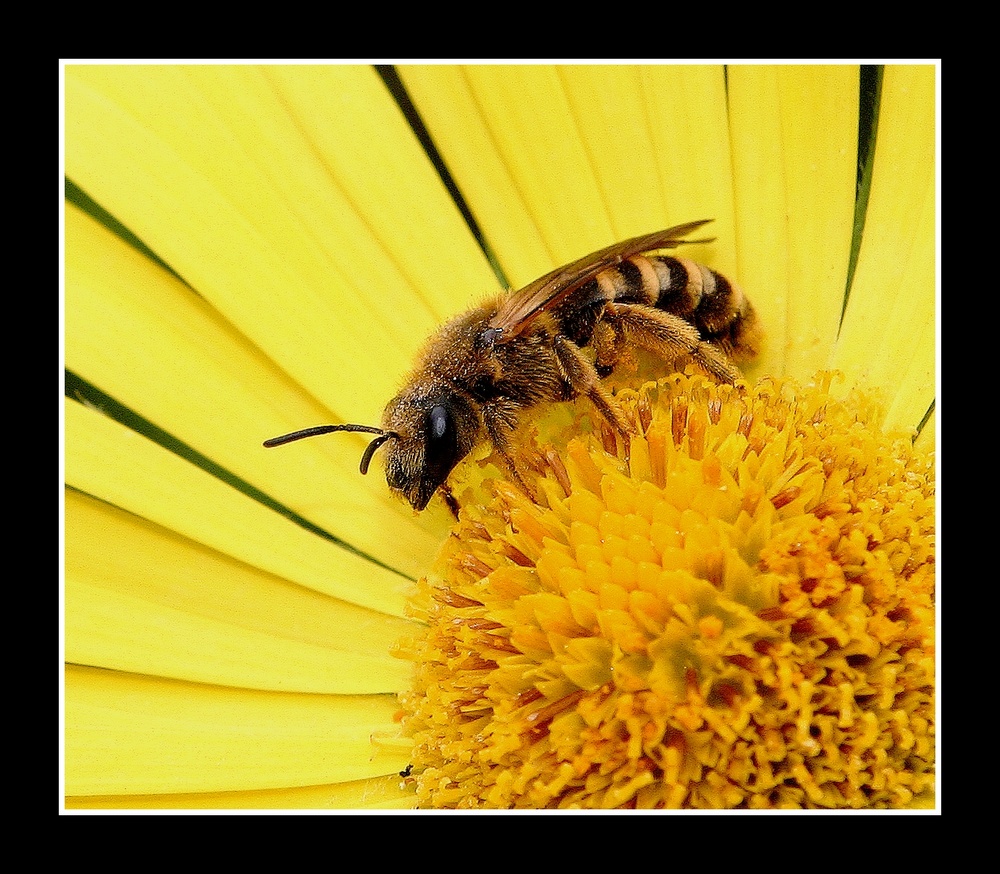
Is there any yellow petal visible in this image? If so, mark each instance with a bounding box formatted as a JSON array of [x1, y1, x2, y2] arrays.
[[65, 776, 416, 809], [65, 202, 448, 572], [728, 65, 859, 379], [65, 665, 409, 796], [65, 397, 412, 617], [263, 66, 500, 320], [398, 64, 551, 288], [559, 66, 735, 251], [66, 489, 419, 693], [833, 65, 936, 433], [635, 65, 738, 277], [402, 65, 737, 288], [548, 65, 667, 242], [459, 65, 613, 269]]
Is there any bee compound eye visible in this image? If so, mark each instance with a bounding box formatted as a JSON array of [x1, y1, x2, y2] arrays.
[[425, 403, 459, 477], [429, 404, 450, 441]]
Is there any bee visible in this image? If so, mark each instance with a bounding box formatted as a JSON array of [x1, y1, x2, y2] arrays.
[[265, 220, 760, 515]]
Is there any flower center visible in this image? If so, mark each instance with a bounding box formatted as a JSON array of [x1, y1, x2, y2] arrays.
[[397, 372, 935, 809]]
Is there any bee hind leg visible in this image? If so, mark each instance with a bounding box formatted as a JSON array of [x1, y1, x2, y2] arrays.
[[602, 303, 740, 384], [591, 319, 621, 378]]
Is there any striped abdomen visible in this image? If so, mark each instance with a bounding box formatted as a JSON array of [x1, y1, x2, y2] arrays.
[[574, 253, 760, 363]]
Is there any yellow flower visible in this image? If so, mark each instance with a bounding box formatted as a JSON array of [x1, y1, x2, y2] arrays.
[[63, 64, 935, 809]]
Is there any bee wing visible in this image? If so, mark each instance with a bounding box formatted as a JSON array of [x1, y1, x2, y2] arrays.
[[488, 220, 716, 340]]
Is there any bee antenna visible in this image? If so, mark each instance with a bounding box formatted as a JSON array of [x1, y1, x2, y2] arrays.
[[264, 423, 399, 475], [263, 423, 388, 448], [359, 432, 397, 475]]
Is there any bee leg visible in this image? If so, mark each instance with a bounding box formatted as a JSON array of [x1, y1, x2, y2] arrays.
[[602, 303, 741, 384], [552, 334, 634, 436], [438, 482, 461, 520], [591, 319, 621, 378], [482, 400, 539, 501]]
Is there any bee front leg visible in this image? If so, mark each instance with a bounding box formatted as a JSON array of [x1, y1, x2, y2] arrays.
[[481, 399, 538, 502], [552, 334, 634, 437], [438, 481, 461, 520], [602, 303, 740, 384]]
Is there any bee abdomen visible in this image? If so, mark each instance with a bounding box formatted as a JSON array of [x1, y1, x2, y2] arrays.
[[573, 253, 760, 362], [644, 255, 760, 361]]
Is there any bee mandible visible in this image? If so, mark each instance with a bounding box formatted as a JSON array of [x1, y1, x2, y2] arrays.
[[264, 220, 761, 514]]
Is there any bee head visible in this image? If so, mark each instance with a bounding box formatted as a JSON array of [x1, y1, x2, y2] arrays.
[[380, 389, 480, 511], [263, 389, 480, 512]]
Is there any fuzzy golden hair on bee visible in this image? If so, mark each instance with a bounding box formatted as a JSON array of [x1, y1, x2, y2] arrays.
[[265, 220, 761, 515]]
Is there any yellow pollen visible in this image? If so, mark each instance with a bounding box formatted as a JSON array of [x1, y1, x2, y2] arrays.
[[396, 372, 935, 809]]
